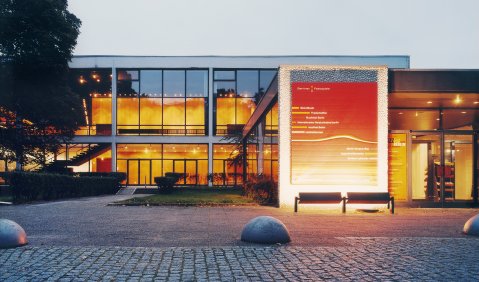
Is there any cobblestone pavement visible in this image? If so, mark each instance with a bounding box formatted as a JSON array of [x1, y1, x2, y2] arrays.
[[2, 237, 479, 281]]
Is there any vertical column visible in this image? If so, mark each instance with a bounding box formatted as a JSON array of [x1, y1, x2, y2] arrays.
[[208, 68, 214, 186], [111, 66, 117, 172], [257, 122, 264, 175]]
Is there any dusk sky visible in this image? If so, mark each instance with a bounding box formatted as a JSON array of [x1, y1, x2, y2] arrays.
[[69, 0, 479, 68]]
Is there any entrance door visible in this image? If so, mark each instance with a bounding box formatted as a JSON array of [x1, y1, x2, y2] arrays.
[[444, 134, 473, 201], [411, 133, 441, 202], [126, 159, 152, 185], [173, 159, 198, 185], [411, 131, 475, 205]]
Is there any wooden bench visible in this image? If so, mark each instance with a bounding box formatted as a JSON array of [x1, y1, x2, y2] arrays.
[[294, 192, 346, 213], [345, 192, 395, 214]]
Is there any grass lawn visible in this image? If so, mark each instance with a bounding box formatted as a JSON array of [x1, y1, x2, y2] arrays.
[[115, 188, 256, 206]]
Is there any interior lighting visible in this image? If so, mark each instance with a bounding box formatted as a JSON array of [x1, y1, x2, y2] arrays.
[[461, 111, 467, 114], [474, 101, 479, 104], [398, 112, 403, 115], [427, 101, 433, 104], [436, 118, 440, 121], [454, 95, 463, 104]]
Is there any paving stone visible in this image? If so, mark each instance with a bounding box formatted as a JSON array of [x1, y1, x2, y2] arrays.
[[2, 238, 479, 280]]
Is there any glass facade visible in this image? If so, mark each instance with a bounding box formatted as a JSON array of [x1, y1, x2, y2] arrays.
[[213, 69, 276, 135], [117, 144, 208, 185], [390, 92, 478, 205], [3, 60, 476, 206], [69, 69, 113, 136], [212, 144, 258, 186], [117, 69, 208, 135]]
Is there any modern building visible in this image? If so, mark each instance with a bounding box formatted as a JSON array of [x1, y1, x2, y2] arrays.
[[1, 55, 478, 207]]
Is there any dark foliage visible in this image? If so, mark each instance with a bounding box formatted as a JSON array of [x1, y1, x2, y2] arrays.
[[154, 177, 177, 194], [244, 175, 278, 205], [7, 172, 118, 203], [0, 0, 82, 169], [74, 172, 127, 188]]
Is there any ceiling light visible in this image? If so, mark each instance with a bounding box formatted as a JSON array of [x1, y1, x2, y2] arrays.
[[427, 101, 432, 104], [474, 101, 479, 104], [398, 112, 403, 115], [454, 95, 462, 104], [461, 111, 467, 114]]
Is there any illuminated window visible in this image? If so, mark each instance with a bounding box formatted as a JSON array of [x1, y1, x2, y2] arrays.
[[69, 69, 112, 136], [117, 144, 208, 185], [212, 144, 258, 186], [117, 69, 208, 135], [213, 69, 277, 135]]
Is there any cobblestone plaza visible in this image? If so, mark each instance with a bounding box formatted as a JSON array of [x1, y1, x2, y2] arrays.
[[1, 195, 479, 280], [1, 238, 479, 281]]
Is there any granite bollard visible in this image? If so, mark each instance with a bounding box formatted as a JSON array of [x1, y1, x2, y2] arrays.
[[241, 216, 291, 244], [0, 219, 28, 249]]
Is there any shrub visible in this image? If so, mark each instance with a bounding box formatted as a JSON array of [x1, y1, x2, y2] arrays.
[[244, 176, 278, 205], [164, 172, 184, 184], [154, 176, 177, 194], [74, 172, 126, 188], [7, 172, 118, 204]]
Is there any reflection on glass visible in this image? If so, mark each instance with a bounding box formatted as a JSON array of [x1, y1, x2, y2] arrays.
[[187, 70, 208, 97], [237, 70, 258, 98], [164, 70, 185, 97], [214, 70, 235, 80], [214, 81, 235, 96], [140, 70, 162, 97]]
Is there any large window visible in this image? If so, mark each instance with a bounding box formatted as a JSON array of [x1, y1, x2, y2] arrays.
[[117, 144, 208, 185], [117, 69, 208, 135], [214, 69, 276, 135], [212, 144, 258, 186], [69, 69, 112, 135]]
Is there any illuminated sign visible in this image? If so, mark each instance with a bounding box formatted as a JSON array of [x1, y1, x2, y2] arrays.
[[278, 66, 388, 207], [291, 82, 378, 186], [388, 133, 407, 200]]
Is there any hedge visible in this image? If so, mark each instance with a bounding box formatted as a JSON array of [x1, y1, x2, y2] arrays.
[[7, 172, 118, 204], [74, 172, 126, 187]]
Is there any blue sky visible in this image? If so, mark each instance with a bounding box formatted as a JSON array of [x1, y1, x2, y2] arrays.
[[69, 0, 479, 68]]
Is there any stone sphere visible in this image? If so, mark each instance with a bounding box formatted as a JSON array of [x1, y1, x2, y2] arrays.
[[464, 214, 479, 236], [241, 216, 291, 244], [0, 219, 28, 249]]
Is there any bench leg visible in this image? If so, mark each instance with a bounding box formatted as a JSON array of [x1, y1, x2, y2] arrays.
[[294, 197, 298, 212], [342, 197, 347, 213], [390, 197, 395, 214]]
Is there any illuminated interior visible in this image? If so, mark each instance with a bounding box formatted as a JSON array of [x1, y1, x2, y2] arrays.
[[213, 69, 276, 135], [262, 144, 278, 182], [212, 144, 258, 186], [69, 69, 112, 136], [117, 144, 208, 185], [117, 69, 207, 135]]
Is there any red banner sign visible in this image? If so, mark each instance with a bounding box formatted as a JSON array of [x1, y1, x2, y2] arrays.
[[291, 82, 378, 186]]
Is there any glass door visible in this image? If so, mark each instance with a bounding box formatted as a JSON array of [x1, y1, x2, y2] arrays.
[[411, 131, 475, 205], [444, 134, 473, 201], [185, 160, 197, 185], [173, 160, 186, 185], [127, 160, 139, 185], [411, 133, 441, 202]]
